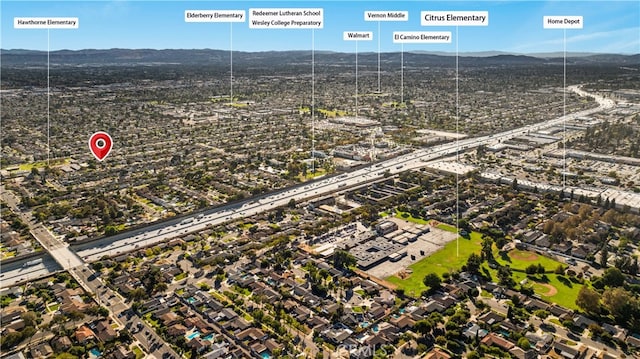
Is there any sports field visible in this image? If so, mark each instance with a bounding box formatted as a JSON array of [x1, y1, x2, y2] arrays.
[[386, 231, 482, 297], [491, 249, 583, 310], [494, 249, 564, 272], [387, 239, 584, 308]]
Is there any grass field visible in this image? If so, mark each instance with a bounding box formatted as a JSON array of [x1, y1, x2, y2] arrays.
[[386, 231, 482, 297], [387, 237, 584, 307], [437, 223, 458, 233], [210, 96, 236, 103], [484, 249, 582, 310], [131, 193, 164, 212], [394, 210, 430, 225], [317, 108, 347, 118], [143, 312, 160, 328], [480, 289, 493, 298], [1, 158, 70, 171], [513, 269, 583, 310], [494, 249, 565, 272], [524, 272, 583, 310], [301, 168, 326, 180], [132, 346, 144, 359]]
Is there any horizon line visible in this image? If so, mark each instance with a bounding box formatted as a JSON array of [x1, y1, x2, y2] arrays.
[[2, 48, 638, 56]]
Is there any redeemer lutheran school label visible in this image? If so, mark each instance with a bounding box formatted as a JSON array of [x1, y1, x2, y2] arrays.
[[249, 8, 323, 29]]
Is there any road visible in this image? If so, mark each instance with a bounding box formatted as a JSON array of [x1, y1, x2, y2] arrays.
[[530, 316, 624, 357], [0, 255, 61, 288], [1, 187, 180, 359], [2, 86, 614, 281], [0, 86, 615, 358], [72, 266, 181, 359], [2, 182, 84, 271], [1, 186, 65, 288], [71, 85, 614, 262], [482, 293, 623, 357]]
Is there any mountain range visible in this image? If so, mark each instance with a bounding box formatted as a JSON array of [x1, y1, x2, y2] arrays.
[[1, 48, 638, 68]]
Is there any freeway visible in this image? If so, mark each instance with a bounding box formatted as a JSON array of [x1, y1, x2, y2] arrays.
[[0, 191, 182, 358], [3, 84, 610, 359], [3, 86, 614, 274], [74, 85, 614, 261], [0, 256, 61, 288]]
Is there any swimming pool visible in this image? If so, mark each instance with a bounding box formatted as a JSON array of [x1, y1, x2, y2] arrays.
[[186, 331, 201, 340], [202, 334, 214, 341], [260, 351, 272, 359], [89, 348, 101, 358], [187, 297, 196, 304]]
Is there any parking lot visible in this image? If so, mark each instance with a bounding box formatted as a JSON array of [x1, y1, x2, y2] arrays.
[[366, 227, 458, 279]]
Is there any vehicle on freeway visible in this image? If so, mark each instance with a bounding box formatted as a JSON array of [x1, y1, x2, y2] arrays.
[[23, 258, 43, 267]]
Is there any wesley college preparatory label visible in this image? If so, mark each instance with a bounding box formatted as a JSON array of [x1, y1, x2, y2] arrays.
[[249, 8, 323, 29]]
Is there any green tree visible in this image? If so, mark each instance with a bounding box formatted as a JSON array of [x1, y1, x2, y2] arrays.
[[67, 310, 85, 326], [21, 311, 38, 327], [0, 331, 23, 350], [602, 267, 625, 287], [154, 282, 168, 292], [104, 225, 118, 236], [554, 264, 565, 275], [288, 198, 296, 208], [466, 253, 482, 274], [517, 337, 531, 350], [481, 235, 494, 261], [525, 264, 538, 275], [497, 266, 513, 287], [332, 250, 356, 270], [129, 287, 147, 301], [69, 346, 86, 356], [92, 262, 104, 271], [588, 324, 604, 338], [118, 328, 132, 343], [602, 287, 633, 322], [458, 219, 471, 234], [97, 306, 109, 317], [423, 273, 441, 291], [600, 246, 609, 267], [414, 319, 433, 335], [576, 286, 601, 314]]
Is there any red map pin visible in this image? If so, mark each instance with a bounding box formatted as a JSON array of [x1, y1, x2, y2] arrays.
[[89, 131, 113, 161]]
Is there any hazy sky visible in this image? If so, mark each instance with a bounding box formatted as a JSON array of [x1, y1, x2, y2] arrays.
[[2, 0, 639, 54]]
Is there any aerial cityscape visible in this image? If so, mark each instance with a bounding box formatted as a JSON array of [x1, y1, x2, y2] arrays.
[[1, 1, 639, 359]]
